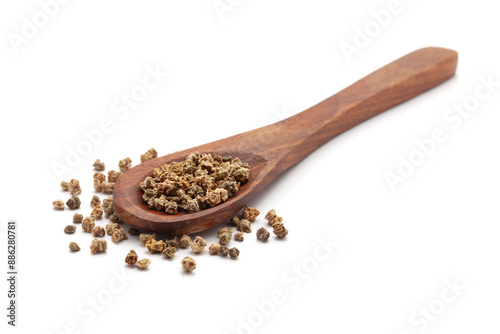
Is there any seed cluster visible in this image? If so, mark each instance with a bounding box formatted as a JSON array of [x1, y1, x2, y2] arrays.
[[56, 149, 289, 273], [140, 152, 250, 214]]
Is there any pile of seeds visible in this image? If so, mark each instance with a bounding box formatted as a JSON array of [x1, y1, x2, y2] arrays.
[[140, 152, 250, 214], [54, 149, 288, 273]]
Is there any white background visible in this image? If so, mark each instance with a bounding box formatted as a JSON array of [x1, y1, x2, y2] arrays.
[[1, 1, 499, 333]]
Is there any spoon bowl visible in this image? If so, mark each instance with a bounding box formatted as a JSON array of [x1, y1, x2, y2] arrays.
[[113, 47, 458, 235]]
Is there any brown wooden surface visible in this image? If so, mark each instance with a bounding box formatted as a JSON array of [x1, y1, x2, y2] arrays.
[[113, 47, 458, 235]]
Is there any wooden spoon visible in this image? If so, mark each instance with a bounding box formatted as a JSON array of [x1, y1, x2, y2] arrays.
[[113, 47, 458, 235]]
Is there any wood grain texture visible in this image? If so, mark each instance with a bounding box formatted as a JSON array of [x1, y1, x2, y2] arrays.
[[113, 47, 458, 235]]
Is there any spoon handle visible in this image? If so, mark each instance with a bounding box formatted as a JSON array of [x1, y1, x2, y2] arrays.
[[251, 47, 457, 171]]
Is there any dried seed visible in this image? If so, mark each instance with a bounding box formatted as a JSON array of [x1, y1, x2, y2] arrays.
[[125, 250, 138, 265], [228, 247, 240, 260], [108, 214, 120, 223], [90, 195, 101, 208], [111, 228, 128, 243], [139, 233, 157, 245], [242, 205, 260, 222], [66, 196, 81, 210], [118, 157, 132, 172], [93, 172, 106, 183], [166, 237, 179, 248], [236, 219, 252, 233], [107, 170, 121, 183], [256, 227, 270, 242], [101, 182, 115, 194], [53, 200, 65, 210], [209, 243, 221, 255], [140, 148, 158, 163], [73, 213, 83, 224], [217, 227, 233, 245], [137, 258, 151, 269], [102, 197, 114, 217], [162, 246, 177, 259], [90, 205, 104, 219], [179, 234, 192, 249], [90, 238, 107, 254], [92, 226, 105, 237], [64, 225, 76, 234], [93, 159, 105, 171], [69, 242, 80, 252], [82, 217, 95, 232], [93, 179, 103, 192], [145, 239, 166, 253], [265, 209, 283, 226], [181, 256, 196, 272], [128, 227, 140, 235], [234, 232, 244, 242], [272, 222, 288, 238], [229, 215, 240, 226], [60, 181, 70, 191], [218, 246, 229, 257], [190, 236, 207, 254], [105, 222, 120, 235], [69, 179, 82, 196]]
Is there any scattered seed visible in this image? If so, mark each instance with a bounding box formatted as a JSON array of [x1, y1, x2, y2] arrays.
[[242, 205, 260, 222], [90, 205, 103, 219], [111, 229, 128, 243], [219, 246, 229, 257], [181, 256, 196, 272], [90, 238, 107, 254], [90, 195, 101, 208], [191, 236, 207, 254], [102, 197, 114, 217], [272, 222, 288, 238], [229, 215, 240, 227], [105, 222, 120, 235], [92, 226, 105, 237], [236, 219, 252, 233], [140, 148, 158, 163], [73, 213, 83, 223], [218, 227, 233, 245], [93, 159, 105, 171], [125, 250, 138, 265], [64, 225, 76, 234], [146, 239, 166, 253], [108, 214, 119, 223], [118, 157, 132, 172], [162, 246, 177, 258], [139, 233, 157, 245], [93, 179, 103, 192], [53, 200, 65, 210], [82, 217, 95, 232], [93, 172, 106, 183], [166, 237, 179, 248], [60, 181, 70, 191], [234, 232, 244, 241], [265, 209, 283, 226], [101, 182, 115, 194], [128, 227, 140, 235], [256, 227, 270, 242], [179, 234, 192, 249], [137, 258, 151, 269], [209, 243, 221, 255], [69, 242, 80, 252], [66, 195, 81, 209], [107, 170, 121, 183], [228, 247, 240, 260], [69, 179, 82, 196]]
